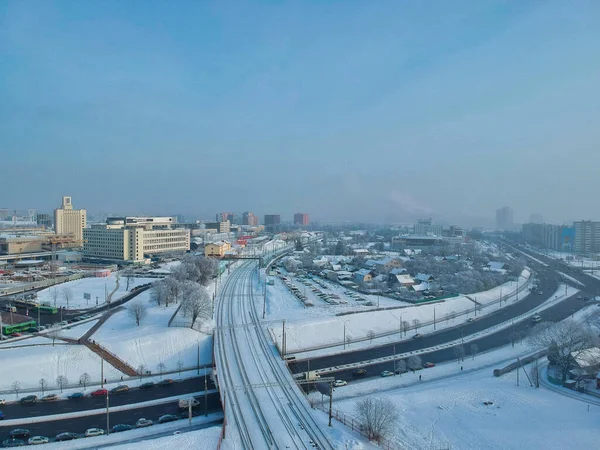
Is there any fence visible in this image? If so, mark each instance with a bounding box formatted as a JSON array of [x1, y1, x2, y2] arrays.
[[285, 271, 533, 355], [0, 273, 87, 297]]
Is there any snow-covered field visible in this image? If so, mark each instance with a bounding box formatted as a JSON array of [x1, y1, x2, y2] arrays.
[[272, 270, 532, 355], [36, 272, 155, 310], [58, 319, 99, 340], [0, 341, 122, 392], [93, 290, 213, 372], [333, 360, 600, 450]]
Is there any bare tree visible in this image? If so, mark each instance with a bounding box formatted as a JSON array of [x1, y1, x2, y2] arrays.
[[50, 287, 59, 307], [129, 299, 148, 326], [530, 359, 540, 388], [11, 381, 21, 398], [528, 320, 600, 382], [180, 281, 212, 329], [346, 335, 353, 348], [137, 364, 147, 382], [408, 355, 422, 372], [79, 373, 91, 390], [367, 330, 376, 344], [401, 320, 410, 337], [39, 378, 48, 396], [412, 318, 421, 333], [176, 360, 184, 375], [395, 359, 407, 375], [151, 280, 169, 307], [157, 362, 166, 377], [56, 375, 68, 393], [510, 331, 519, 348], [470, 343, 478, 360], [123, 269, 135, 291], [47, 324, 61, 347], [61, 286, 73, 309], [355, 397, 398, 442], [453, 345, 465, 363]]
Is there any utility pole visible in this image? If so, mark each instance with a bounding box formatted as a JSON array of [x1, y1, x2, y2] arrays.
[[197, 342, 200, 375], [393, 344, 396, 375], [282, 320, 286, 358], [262, 280, 266, 319], [106, 390, 110, 435], [100, 350, 104, 388], [328, 381, 333, 427], [433, 307, 436, 330], [204, 370, 208, 417], [343, 322, 346, 350]]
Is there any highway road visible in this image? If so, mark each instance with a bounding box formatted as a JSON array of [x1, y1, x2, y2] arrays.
[[0, 393, 221, 442], [290, 246, 600, 380], [0, 377, 215, 420]]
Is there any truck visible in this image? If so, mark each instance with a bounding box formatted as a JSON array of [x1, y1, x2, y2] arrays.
[[2, 305, 17, 313], [178, 398, 200, 409]]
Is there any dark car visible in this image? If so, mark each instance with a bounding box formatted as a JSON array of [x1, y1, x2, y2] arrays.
[[55, 432, 78, 442], [2, 439, 25, 447], [68, 392, 85, 400], [9, 429, 30, 440], [158, 414, 178, 424], [19, 395, 37, 405], [111, 424, 132, 433], [158, 379, 175, 386], [90, 389, 108, 397], [352, 368, 367, 377], [111, 385, 130, 394], [0, 411, 4, 420], [139, 382, 155, 389]]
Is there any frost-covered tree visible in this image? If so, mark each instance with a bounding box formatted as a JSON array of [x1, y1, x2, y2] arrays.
[[180, 281, 212, 328], [129, 299, 148, 326], [408, 355, 422, 372], [355, 397, 398, 442]]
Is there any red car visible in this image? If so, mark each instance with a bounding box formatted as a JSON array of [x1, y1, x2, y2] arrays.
[[91, 389, 108, 397], [423, 362, 435, 368], [10, 333, 22, 338]]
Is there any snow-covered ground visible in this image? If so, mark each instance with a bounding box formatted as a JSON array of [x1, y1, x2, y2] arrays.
[[271, 270, 532, 355], [36, 272, 155, 310], [106, 423, 222, 450], [332, 357, 600, 450], [93, 290, 213, 373], [0, 341, 122, 392], [58, 319, 99, 340]]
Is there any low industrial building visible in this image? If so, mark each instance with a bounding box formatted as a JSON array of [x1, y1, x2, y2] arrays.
[[83, 216, 190, 263], [0, 234, 45, 255], [204, 241, 232, 257]]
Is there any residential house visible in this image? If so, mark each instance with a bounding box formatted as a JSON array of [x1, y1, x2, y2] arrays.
[[569, 348, 600, 380], [415, 273, 435, 283], [488, 261, 507, 272], [411, 282, 431, 292], [390, 267, 408, 275], [354, 268, 374, 284], [204, 241, 232, 257], [393, 274, 415, 286], [372, 257, 402, 274]]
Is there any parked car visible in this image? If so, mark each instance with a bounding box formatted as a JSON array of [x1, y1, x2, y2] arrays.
[[111, 424, 132, 433], [10, 333, 23, 338], [55, 432, 78, 441], [1, 438, 25, 447], [412, 333, 423, 339], [19, 395, 37, 405], [352, 368, 367, 377], [380, 370, 394, 377], [333, 380, 347, 387], [9, 429, 30, 440], [423, 362, 436, 368], [111, 385, 129, 394], [136, 418, 153, 428], [90, 389, 108, 397], [41, 394, 59, 402], [84, 428, 105, 437], [158, 378, 175, 386], [68, 392, 85, 400], [0, 411, 4, 420], [532, 314, 542, 323], [28, 436, 50, 445], [139, 382, 155, 389], [158, 414, 178, 424], [0, 398, 5, 405], [466, 318, 474, 323]]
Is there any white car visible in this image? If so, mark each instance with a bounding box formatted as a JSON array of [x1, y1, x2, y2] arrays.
[[380, 370, 394, 377], [84, 428, 105, 437], [333, 380, 347, 387], [28, 436, 50, 445], [136, 418, 153, 428], [0, 399, 5, 406]]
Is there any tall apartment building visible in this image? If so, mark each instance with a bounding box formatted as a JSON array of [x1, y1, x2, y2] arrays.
[[574, 221, 600, 254], [242, 212, 258, 227], [0, 209, 8, 220], [205, 220, 231, 233], [54, 196, 86, 242], [264, 214, 281, 231], [216, 212, 236, 223], [294, 213, 310, 226], [413, 218, 443, 236], [495, 206, 514, 231], [36, 213, 52, 228], [523, 223, 575, 251], [83, 216, 190, 262]]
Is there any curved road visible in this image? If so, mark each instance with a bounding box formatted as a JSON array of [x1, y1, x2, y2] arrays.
[[290, 247, 599, 381]]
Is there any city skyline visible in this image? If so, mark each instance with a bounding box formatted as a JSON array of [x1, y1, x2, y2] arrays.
[[2, 1, 600, 226]]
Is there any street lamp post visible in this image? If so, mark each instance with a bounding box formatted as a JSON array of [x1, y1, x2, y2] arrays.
[[106, 390, 110, 435]]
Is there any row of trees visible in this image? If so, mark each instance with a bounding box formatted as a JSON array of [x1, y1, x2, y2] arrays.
[[10, 372, 93, 398]]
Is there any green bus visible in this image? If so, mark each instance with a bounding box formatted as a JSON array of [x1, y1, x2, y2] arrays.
[[35, 304, 58, 315], [1, 319, 37, 336]]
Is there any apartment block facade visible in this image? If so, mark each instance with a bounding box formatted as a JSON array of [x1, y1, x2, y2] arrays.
[[294, 213, 310, 226], [54, 196, 86, 242], [574, 221, 600, 254], [83, 216, 190, 262]]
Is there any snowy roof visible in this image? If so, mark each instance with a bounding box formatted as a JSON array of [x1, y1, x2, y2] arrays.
[[331, 264, 342, 271], [374, 257, 395, 265], [364, 260, 378, 267], [353, 249, 370, 254], [355, 268, 372, 276], [488, 261, 506, 270], [415, 273, 434, 282], [374, 274, 387, 282], [390, 268, 407, 275], [395, 274, 415, 285], [572, 348, 600, 368], [412, 282, 431, 292]]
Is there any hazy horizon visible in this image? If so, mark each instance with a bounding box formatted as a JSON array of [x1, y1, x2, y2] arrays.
[[2, 1, 600, 227]]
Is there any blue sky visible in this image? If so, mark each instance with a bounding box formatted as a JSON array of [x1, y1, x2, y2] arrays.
[[2, 1, 600, 225]]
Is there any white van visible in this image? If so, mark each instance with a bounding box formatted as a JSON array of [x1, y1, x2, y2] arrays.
[[532, 314, 542, 323]]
